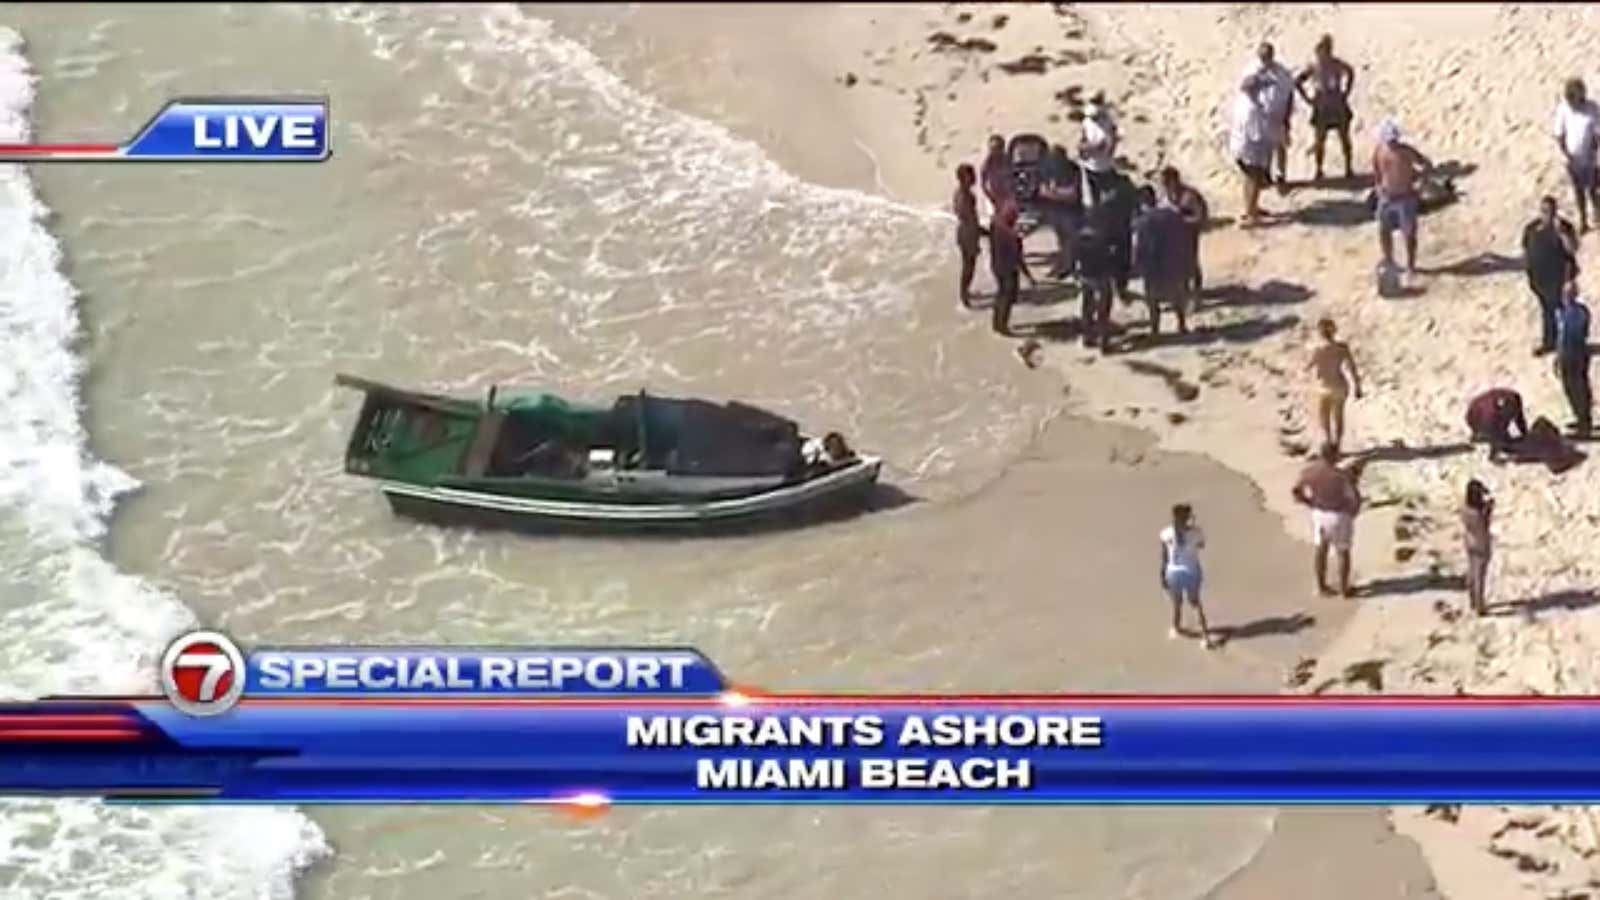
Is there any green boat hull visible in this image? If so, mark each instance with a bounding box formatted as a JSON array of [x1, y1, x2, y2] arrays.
[[336, 374, 883, 532]]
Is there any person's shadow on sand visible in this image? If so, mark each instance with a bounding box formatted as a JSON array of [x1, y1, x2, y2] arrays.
[[1211, 611, 1316, 646], [1358, 571, 1467, 597], [1486, 588, 1600, 617]]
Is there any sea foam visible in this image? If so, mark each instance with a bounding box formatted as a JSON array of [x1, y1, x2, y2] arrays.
[[0, 26, 328, 900]]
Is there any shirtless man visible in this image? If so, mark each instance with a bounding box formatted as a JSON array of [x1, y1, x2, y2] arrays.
[[1295, 35, 1356, 182], [1292, 443, 1362, 597], [953, 163, 983, 307], [1307, 317, 1364, 452], [1372, 119, 1433, 274], [980, 134, 1013, 214]]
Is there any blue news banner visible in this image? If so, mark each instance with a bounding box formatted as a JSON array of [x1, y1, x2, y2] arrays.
[[8, 642, 1600, 805]]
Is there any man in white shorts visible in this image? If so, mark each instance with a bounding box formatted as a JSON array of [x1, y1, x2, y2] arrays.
[[1292, 443, 1362, 597]]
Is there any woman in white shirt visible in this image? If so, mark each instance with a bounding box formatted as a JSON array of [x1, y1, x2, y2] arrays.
[[1159, 503, 1215, 648]]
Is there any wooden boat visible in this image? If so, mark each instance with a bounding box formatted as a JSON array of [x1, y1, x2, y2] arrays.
[[334, 374, 883, 532]]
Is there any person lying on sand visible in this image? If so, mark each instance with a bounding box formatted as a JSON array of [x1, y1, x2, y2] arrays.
[[1459, 479, 1493, 616], [1295, 34, 1356, 182], [1372, 119, 1433, 275], [1307, 317, 1363, 453], [1512, 416, 1585, 474], [1159, 503, 1215, 648], [1292, 443, 1361, 598], [953, 164, 984, 308], [1553, 77, 1600, 233], [1465, 387, 1529, 459], [1159, 166, 1208, 294]]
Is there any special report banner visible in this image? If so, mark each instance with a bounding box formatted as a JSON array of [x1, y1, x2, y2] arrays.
[[8, 633, 1600, 805]]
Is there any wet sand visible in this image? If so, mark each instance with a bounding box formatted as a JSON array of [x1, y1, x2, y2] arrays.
[[540, 3, 1444, 898], [298, 413, 1393, 900]]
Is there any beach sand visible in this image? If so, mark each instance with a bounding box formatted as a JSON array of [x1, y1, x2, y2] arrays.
[[549, 3, 1600, 898]]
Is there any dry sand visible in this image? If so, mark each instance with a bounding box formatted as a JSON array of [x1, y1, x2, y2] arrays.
[[543, 3, 1600, 898]]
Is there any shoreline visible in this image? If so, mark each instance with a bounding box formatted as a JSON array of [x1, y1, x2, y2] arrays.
[[545, 2, 1600, 897], [538, 3, 1445, 898]]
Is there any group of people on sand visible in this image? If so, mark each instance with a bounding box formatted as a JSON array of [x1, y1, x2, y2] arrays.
[[1229, 37, 1356, 222], [948, 36, 1599, 649], [953, 95, 1211, 354], [1231, 36, 1442, 286]]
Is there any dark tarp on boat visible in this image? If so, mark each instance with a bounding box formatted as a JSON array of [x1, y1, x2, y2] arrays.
[[616, 394, 802, 478]]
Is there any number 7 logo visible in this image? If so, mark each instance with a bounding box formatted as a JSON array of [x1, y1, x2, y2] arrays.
[[161, 631, 247, 716]]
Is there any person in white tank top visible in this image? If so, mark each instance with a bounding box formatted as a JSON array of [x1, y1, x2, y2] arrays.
[[1159, 503, 1215, 648]]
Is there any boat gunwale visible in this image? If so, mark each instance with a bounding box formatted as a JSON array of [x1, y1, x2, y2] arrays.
[[376, 456, 883, 522]]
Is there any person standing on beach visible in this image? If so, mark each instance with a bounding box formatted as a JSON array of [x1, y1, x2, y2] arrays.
[[1372, 119, 1433, 275], [1037, 144, 1084, 278], [1159, 503, 1215, 648], [1159, 166, 1209, 294], [953, 164, 985, 308], [1134, 187, 1194, 336], [1553, 78, 1600, 233], [1076, 215, 1117, 351], [1100, 173, 1139, 302], [1294, 35, 1356, 182], [1522, 196, 1580, 355], [989, 201, 1024, 335], [1241, 42, 1296, 188], [1460, 479, 1494, 616], [1230, 74, 1275, 224], [980, 134, 1013, 215], [1079, 94, 1120, 206], [1292, 443, 1361, 598], [1555, 281, 1593, 436], [1307, 317, 1364, 452]]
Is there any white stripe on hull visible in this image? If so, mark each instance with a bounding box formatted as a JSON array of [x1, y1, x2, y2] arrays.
[[377, 457, 882, 522]]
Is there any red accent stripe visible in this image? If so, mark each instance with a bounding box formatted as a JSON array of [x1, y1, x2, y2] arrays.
[[174, 694, 1600, 708], [0, 143, 119, 155], [0, 729, 143, 741], [0, 714, 137, 727]]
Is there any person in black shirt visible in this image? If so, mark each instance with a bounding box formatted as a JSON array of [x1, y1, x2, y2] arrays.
[[1522, 195, 1580, 355], [1094, 172, 1138, 302], [1076, 212, 1118, 351], [1037, 144, 1084, 278], [1134, 186, 1194, 336]]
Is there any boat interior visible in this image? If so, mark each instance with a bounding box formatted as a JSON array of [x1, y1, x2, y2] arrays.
[[337, 375, 856, 492]]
